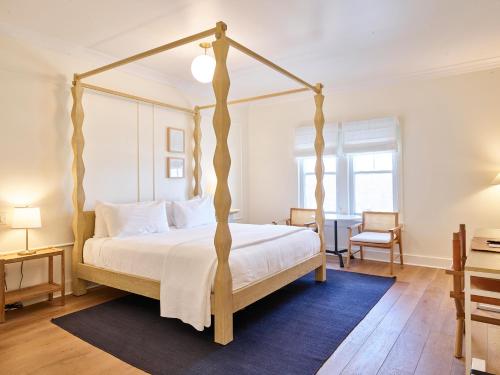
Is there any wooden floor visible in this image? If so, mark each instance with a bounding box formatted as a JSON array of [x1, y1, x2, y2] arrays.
[[0, 257, 498, 374]]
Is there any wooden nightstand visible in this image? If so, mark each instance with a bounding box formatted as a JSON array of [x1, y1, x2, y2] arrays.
[[0, 247, 65, 323]]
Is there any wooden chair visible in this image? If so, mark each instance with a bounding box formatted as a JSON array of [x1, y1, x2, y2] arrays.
[[347, 211, 403, 275], [446, 224, 500, 358], [273, 208, 317, 230]]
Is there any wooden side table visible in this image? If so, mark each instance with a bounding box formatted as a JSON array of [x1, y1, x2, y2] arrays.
[[0, 247, 65, 323]]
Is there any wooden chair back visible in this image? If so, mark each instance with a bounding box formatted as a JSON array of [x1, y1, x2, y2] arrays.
[[289, 208, 316, 227], [362, 211, 399, 232], [452, 224, 466, 272]]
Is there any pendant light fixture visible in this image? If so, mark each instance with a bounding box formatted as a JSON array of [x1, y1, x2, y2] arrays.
[[191, 42, 216, 83]]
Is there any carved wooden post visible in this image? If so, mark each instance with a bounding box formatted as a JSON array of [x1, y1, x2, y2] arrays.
[[314, 83, 327, 282], [193, 106, 202, 197], [71, 76, 87, 295], [212, 21, 233, 345]]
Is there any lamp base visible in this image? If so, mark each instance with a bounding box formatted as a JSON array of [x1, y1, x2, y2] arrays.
[[18, 249, 37, 256]]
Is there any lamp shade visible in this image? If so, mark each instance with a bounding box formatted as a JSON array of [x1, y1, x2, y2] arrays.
[[12, 207, 41, 229], [492, 173, 500, 186], [191, 54, 215, 83]]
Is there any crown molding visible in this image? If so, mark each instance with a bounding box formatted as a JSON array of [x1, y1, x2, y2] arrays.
[[321, 56, 500, 95]]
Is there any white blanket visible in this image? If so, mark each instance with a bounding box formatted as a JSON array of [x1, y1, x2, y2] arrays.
[[160, 223, 312, 331], [83, 223, 320, 331]]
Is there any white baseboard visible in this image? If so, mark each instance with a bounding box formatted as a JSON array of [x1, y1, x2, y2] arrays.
[[329, 247, 451, 269]]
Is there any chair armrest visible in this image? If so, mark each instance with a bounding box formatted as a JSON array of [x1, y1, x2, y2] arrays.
[[349, 222, 362, 231], [388, 225, 402, 232], [348, 222, 362, 237], [272, 218, 290, 225], [387, 225, 403, 239], [303, 221, 316, 227]]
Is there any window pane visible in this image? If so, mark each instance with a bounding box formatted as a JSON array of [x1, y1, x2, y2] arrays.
[[353, 153, 392, 172], [324, 157, 336, 173], [354, 173, 393, 213], [303, 173, 336, 213], [324, 174, 336, 212], [301, 157, 336, 174]]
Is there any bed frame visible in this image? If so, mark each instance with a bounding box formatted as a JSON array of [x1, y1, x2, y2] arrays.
[[71, 21, 326, 345]]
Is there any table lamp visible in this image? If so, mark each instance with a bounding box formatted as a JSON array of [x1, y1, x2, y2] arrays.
[[11, 207, 42, 255], [492, 172, 500, 186]]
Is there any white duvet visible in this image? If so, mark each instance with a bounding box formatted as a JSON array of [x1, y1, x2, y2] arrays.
[[83, 223, 320, 331]]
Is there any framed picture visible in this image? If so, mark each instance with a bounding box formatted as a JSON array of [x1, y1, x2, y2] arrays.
[[167, 157, 185, 179], [167, 127, 185, 153]]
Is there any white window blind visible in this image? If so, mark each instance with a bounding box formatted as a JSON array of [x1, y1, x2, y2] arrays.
[[294, 123, 338, 157], [342, 117, 399, 154]]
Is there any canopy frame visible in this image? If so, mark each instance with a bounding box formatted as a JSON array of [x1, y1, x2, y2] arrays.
[[70, 21, 326, 345]]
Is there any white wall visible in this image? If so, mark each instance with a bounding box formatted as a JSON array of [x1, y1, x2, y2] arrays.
[[247, 69, 500, 267], [0, 32, 193, 295]]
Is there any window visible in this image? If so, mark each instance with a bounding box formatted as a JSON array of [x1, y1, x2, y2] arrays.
[[295, 117, 400, 215], [349, 152, 397, 213], [298, 157, 336, 213]]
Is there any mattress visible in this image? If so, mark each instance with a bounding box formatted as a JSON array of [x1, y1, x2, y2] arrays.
[[83, 223, 320, 291]]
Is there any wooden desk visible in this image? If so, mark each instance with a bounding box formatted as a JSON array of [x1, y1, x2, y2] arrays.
[[464, 228, 500, 374]]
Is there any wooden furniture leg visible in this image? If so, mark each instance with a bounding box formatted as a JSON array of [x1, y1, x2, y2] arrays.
[[455, 318, 464, 358], [193, 105, 202, 197], [464, 270, 472, 374], [48, 256, 53, 301], [389, 243, 394, 275], [399, 234, 404, 265], [313, 84, 326, 282], [212, 22, 233, 345], [359, 245, 364, 260], [0, 260, 5, 323], [71, 78, 88, 297], [60, 250, 66, 305], [346, 239, 352, 268]]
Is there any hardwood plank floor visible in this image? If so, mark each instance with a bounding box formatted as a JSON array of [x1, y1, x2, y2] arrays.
[[0, 256, 495, 374]]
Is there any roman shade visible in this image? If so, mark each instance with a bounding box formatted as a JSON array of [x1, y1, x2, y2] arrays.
[[294, 123, 338, 157], [341, 117, 399, 154]]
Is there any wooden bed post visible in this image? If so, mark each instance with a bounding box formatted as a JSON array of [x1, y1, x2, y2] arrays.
[[71, 76, 87, 296], [193, 105, 202, 197], [212, 21, 233, 345], [314, 83, 327, 282]]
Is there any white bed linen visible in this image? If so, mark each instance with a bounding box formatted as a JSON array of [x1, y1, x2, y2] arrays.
[[83, 223, 320, 330]]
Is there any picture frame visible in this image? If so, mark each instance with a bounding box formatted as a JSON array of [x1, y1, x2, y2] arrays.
[[167, 127, 185, 153], [166, 157, 185, 179]]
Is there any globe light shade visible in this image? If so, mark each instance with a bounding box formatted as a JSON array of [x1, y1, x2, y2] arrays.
[[191, 54, 216, 83]]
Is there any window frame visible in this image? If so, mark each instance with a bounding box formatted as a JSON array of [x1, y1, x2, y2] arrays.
[[347, 152, 399, 215]]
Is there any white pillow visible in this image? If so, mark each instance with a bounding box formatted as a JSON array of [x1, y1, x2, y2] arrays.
[[100, 200, 169, 238], [94, 201, 109, 238], [173, 196, 215, 228], [165, 201, 175, 227]]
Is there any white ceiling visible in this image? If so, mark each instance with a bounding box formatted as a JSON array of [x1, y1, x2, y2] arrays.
[[2, 0, 500, 102]]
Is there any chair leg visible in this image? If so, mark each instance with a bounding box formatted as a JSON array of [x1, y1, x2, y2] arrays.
[[346, 241, 352, 268], [389, 244, 394, 275], [360, 245, 364, 260], [454, 318, 464, 358], [398, 238, 404, 266]]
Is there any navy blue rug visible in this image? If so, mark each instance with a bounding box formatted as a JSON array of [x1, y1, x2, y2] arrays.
[[53, 270, 394, 375]]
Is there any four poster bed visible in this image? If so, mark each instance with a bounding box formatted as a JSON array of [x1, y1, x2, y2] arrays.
[[70, 21, 326, 345]]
